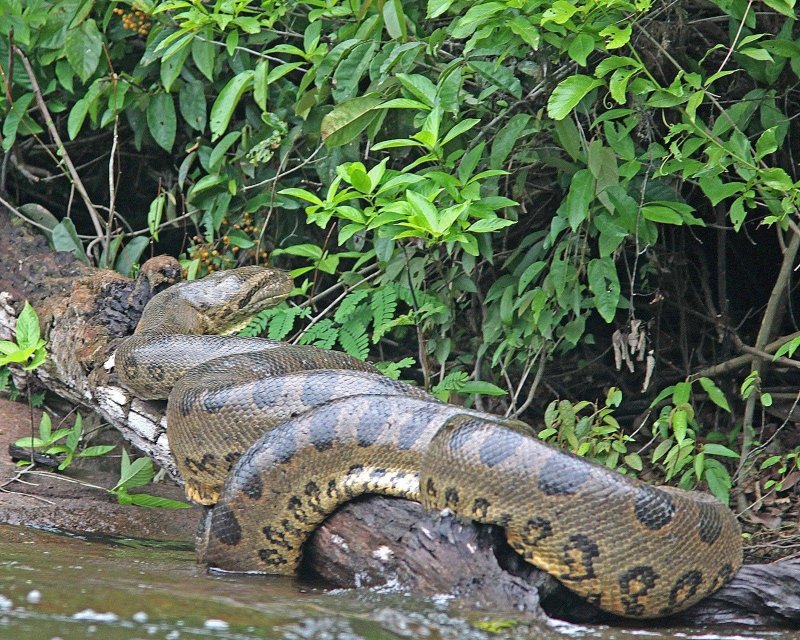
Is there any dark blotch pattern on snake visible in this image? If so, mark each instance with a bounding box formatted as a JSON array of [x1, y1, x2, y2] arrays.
[[116, 266, 743, 618]]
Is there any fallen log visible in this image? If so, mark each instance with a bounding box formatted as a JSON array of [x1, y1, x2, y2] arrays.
[[1, 206, 798, 626]]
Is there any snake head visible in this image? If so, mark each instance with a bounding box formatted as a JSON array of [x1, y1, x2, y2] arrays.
[[140, 266, 294, 335]]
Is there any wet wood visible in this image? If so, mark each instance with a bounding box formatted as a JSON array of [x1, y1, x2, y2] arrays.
[[679, 559, 800, 627], [1, 207, 798, 626]]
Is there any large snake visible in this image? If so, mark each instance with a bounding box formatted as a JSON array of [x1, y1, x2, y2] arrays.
[[116, 266, 742, 618]]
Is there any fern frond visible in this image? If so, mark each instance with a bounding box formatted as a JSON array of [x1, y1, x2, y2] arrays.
[[370, 286, 398, 343], [334, 289, 369, 324], [375, 357, 416, 380], [266, 307, 308, 341], [373, 312, 415, 343], [239, 307, 279, 337], [431, 370, 470, 401], [298, 318, 338, 350], [338, 319, 370, 360]]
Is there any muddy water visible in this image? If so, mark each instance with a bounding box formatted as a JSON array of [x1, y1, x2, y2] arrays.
[[0, 525, 793, 640]]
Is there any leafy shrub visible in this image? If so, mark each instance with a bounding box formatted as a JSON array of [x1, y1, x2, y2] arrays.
[[2, 0, 799, 495]]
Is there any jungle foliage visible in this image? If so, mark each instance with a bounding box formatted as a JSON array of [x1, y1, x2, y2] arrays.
[[1, 0, 799, 505]]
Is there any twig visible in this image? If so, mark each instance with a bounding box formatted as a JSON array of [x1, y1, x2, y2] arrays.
[[105, 115, 120, 266], [735, 231, 800, 509], [736, 343, 800, 370], [242, 143, 324, 192], [508, 349, 547, 418], [715, 0, 754, 75], [289, 269, 382, 343], [0, 487, 56, 505], [13, 47, 106, 248], [692, 331, 800, 379]]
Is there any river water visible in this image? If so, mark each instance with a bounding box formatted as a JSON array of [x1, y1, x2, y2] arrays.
[[0, 524, 794, 640]]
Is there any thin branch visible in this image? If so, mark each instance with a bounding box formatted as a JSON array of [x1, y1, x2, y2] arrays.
[[692, 330, 800, 379], [735, 231, 800, 507], [13, 47, 106, 248], [508, 349, 547, 418], [715, 0, 754, 75]]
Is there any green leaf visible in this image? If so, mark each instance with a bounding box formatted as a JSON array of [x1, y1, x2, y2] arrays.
[[191, 32, 217, 81], [278, 188, 323, 205], [160, 40, 190, 91], [599, 24, 632, 49], [738, 48, 773, 62], [703, 443, 740, 458], [115, 237, 150, 277], [641, 205, 683, 225], [673, 381, 691, 405], [587, 258, 620, 323], [382, 0, 407, 39], [266, 62, 304, 85], [774, 336, 800, 359], [729, 196, 747, 231], [18, 204, 58, 233], [2, 93, 34, 152], [760, 0, 796, 16], [760, 167, 793, 191], [66, 414, 82, 452], [441, 118, 481, 145], [114, 452, 155, 491], [698, 377, 730, 412], [67, 98, 90, 140], [179, 81, 207, 132], [254, 60, 269, 112], [489, 114, 530, 169], [210, 71, 254, 140], [146, 93, 177, 152], [208, 131, 241, 172], [376, 98, 432, 111], [541, 0, 578, 24], [558, 169, 594, 230], [79, 445, 116, 458], [547, 75, 602, 120], [39, 413, 52, 440], [450, 3, 505, 39], [125, 493, 192, 509], [427, 0, 455, 18], [52, 219, 89, 264], [672, 409, 688, 444], [65, 19, 102, 83], [697, 176, 745, 206], [396, 73, 438, 108], [624, 452, 643, 471], [339, 320, 370, 360], [459, 380, 507, 396], [467, 217, 516, 233], [652, 438, 673, 463], [147, 195, 165, 242], [14, 437, 46, 449], [321, 94, 383, 148], [15, 302, 41, 351], [469, 61, 522, 99], [568, 34, 595, 66]]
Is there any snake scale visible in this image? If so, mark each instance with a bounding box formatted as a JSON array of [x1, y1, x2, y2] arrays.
[[116, 266, 742, 618]]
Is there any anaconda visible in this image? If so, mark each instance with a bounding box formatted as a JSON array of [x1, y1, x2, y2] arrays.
[[116, 266, 743, 618]]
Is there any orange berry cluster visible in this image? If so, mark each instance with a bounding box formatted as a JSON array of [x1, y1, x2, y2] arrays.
[[186, 214, 270, 275], [113, 6, 151, 36], [187, 238, 228, 274]]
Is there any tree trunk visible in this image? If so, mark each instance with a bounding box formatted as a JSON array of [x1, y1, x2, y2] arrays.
[[1, 207, 798, 626]]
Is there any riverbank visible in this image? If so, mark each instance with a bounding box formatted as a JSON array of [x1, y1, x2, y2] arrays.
[[0, 397, 201, 540]]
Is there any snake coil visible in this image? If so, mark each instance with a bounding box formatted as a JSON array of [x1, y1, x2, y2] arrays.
[[117, 266, 742, 618]]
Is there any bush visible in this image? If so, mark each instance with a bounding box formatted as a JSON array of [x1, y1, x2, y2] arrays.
[[2, 0, 798, 498]]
